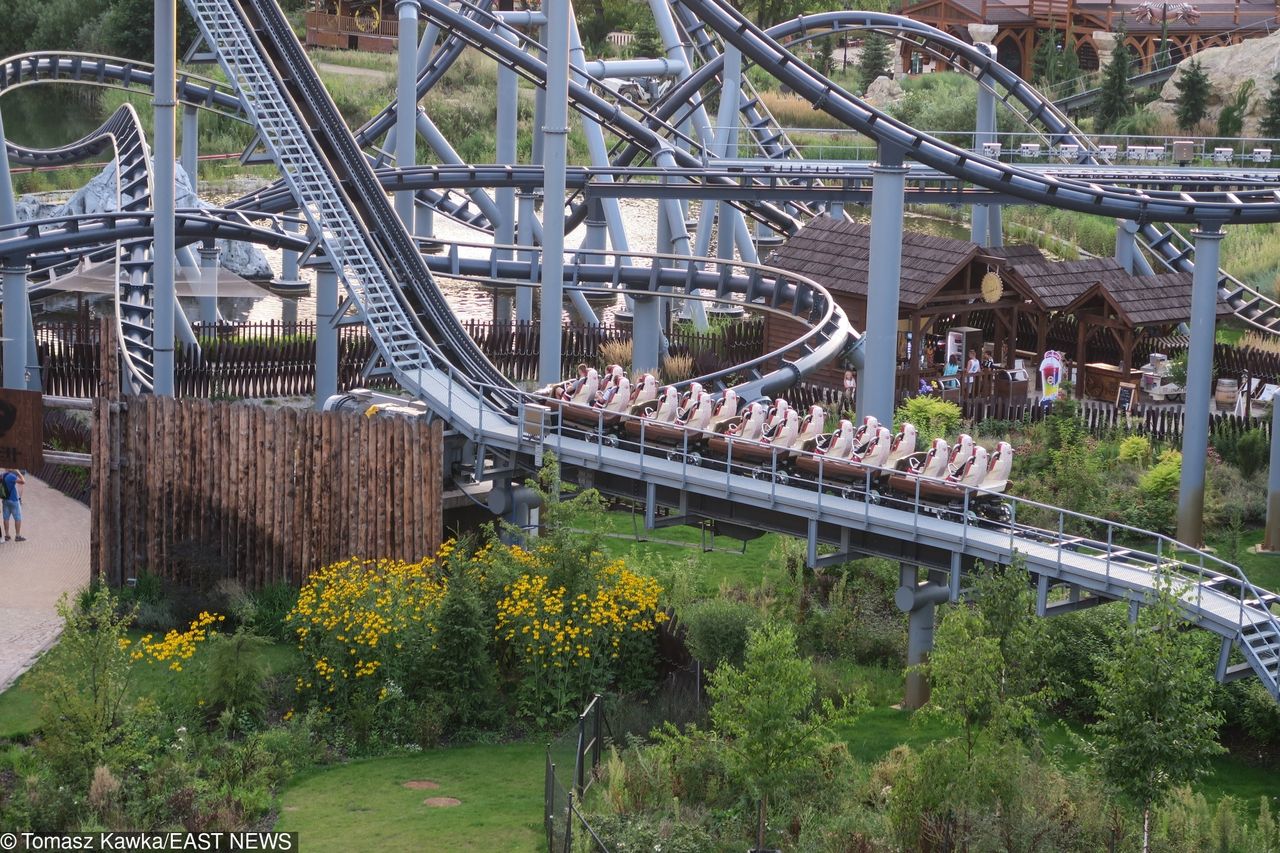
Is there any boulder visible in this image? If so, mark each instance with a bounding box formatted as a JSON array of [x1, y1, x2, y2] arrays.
[[864, 75, 906, 109], [1151, 29, 1280, 136], [18, 161, 274, 280]]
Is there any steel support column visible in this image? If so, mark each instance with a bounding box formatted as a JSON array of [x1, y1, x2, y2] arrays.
[[153, 0, 177, 396], [281, 213, 302, 287], [197, 243, 220, 327], [971, 59, 996, 247], [181, 104, 199, 196], [3, 264, 29, 391], [396, 0, 421, 230], [1266, 396, 1280, 551], [315, 265, 339, 410], [1176, 224, 1224, 546], [537, 0, 570, 385], [1115, 219, 1139, 274], [494, 27, 519, 326], [896, 565, 951, 710], [864, 152, 908, 425], [516, 189, 537, 323]]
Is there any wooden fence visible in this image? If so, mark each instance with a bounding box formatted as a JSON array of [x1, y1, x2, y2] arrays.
[[91, 319, 444, 587], [34, 320, 385, 399], [462, 318, 766, 383]]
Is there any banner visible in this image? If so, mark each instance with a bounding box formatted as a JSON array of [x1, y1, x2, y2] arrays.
[[1039, 351, 1064, 404]]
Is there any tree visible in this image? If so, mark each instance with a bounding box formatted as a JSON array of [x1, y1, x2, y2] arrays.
[[627, 16, 662, 60], [1033, 23, 1082, 91], [814, 35, 835, 77], [1090, 572, 1225, 853], [857, 32, 892, 95], [1260, 71, 1280, 140], [1217, 79, 1256, 139], [1095, 24, 1133, 133], [1174, 60, 1211, 132], [920, 604, 1004, 761], [708, 622, 863, 851]]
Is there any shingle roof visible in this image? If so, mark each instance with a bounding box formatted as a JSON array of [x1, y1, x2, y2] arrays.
[[1009, 257, 1126, 312], [1067, 270, 1231, 326], [765, 218, 978, 309], [984, 244, 1048, 265]]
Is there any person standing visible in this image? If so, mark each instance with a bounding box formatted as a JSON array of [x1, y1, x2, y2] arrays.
[[2, 468, 25, 542], [966, 349, 981, 393]]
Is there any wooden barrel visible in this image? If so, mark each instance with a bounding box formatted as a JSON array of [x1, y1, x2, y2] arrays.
[[1215, 378, 1239, 408]]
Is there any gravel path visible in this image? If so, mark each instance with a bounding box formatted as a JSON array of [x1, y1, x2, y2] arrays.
[[0, 476, 90, 692]]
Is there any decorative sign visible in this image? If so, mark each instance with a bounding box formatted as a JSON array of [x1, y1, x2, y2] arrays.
[[1039, 350, 1064, 403], [1115, 382, 1137, 414], [980, 271, 1004, 303], [0, 389, 43, 470]]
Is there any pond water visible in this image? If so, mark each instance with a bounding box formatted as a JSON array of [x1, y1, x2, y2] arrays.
[[1, 87, 106, 150]]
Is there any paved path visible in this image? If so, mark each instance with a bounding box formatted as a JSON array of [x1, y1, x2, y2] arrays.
[[315, 61, 392, 82], [0, 476, 91, 692]]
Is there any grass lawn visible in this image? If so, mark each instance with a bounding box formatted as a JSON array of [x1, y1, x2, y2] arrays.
[[276, 743, 546, 852], [576, 509, 787, 594], [1214, 527, 1280, 595], [0, 632, 300, 740]]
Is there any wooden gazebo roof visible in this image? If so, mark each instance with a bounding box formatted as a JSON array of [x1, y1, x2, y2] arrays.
[[1008, 257, 1128, 312], [765, 219, 980, 310], [1063, 270, 1231, 327]]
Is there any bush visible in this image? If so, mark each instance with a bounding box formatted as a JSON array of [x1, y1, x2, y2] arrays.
[[1235, 429, 1269, 478], [1117, 434, 1153, 467], [683, 598, 760, 668], [199, 631, 270, 732], [894, 396, 962, 446], [1139, 449, 1182, 500], [247, 582, 298, 643]]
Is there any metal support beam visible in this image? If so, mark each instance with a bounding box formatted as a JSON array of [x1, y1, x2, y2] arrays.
[[315, 265, 339, 410], [538, 0, 570, 385], [1176, 224, 1224, 547], [396, 0, 421, 230], [3, 264, 29, 391], [896, 564, 951, 710], [1115, 219, 1139, 274], [1265, 391, 1280, 551], [153, 0, 177, 397], [494, 29, 519, 326], [633, 295, 661, 375], [863, 151, 908, 425], [281, 212, 302, 287], [516, 189, 537, 323], [197, 243, 220, 327], [181, 104, 199, 196]]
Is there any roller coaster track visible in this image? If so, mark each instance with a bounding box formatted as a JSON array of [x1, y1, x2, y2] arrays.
[[169, 0, 1280, 697], [1051, 64, 1178, 113], [7, 104, 161, 391]]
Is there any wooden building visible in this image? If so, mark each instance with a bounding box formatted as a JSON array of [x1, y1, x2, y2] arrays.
[[901, 0, 1277, 79], [764, 218, 1043, 393], [306, 0, 401, 53], [765, 218, 1229, 403]]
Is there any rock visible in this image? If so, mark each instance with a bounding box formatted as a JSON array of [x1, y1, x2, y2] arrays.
[[864, 75, 906, 109], [17, 161, 274, 281], [1154, 30, 1280, 136]]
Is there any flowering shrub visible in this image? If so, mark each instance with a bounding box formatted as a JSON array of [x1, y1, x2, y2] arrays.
[[496, 546, 665, 723], [285, 550, 453, 710], [122, 611, 224, 672]]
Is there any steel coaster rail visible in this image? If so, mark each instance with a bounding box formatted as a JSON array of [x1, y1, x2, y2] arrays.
[[386, 375, 1280, 698], [183, 0, 523, 420]]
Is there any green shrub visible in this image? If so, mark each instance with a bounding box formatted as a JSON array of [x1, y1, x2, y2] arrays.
[[683, 598, 761, 668], [199, 630, 270, 732], [246, 582, 298, 643], [894, 396, 963, 446], [1140, 449, 1182, 500], [1117, 434, 1153, 467], [1235, 429, 1269, 478]]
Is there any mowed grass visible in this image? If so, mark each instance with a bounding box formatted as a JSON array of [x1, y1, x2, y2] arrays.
[[576, 509, 788, 594], [0, 632, 300, 740], [276, 744, 546, 852]]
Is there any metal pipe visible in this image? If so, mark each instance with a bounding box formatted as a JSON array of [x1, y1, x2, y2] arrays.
[[538, 0, 571, 384], [396, 0, 421, 230], [3, 264, 28, 391], [315, 265, 339, 409], [1176, 224, 1224, 547], [495, 25, 519, 326], [197, 243, 219, 326], [1266, 395, 1280, 551], [582, 58, 687, 78], [181, 104, 199, 196], [1116, 219, 1138, 274], [153, 0, 177, 396], [863, 154, 908, 425]]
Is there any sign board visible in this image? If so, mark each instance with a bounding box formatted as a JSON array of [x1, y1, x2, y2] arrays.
[[1039, 350, 1064, 403], [0, 389, 43, 470], [1259, 384, 1280, 405], [1115, 382, 1137, 414]]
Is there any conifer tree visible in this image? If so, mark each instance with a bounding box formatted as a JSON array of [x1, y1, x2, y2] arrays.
[[1095, 23, 1133, 133], [857, 32, 892, 94], [1173, 60, 1211, 132], [1260, 70, 1280, 140]]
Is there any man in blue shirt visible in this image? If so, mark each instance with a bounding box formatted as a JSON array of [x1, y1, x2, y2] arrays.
[[2, 468, 25, 542]]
